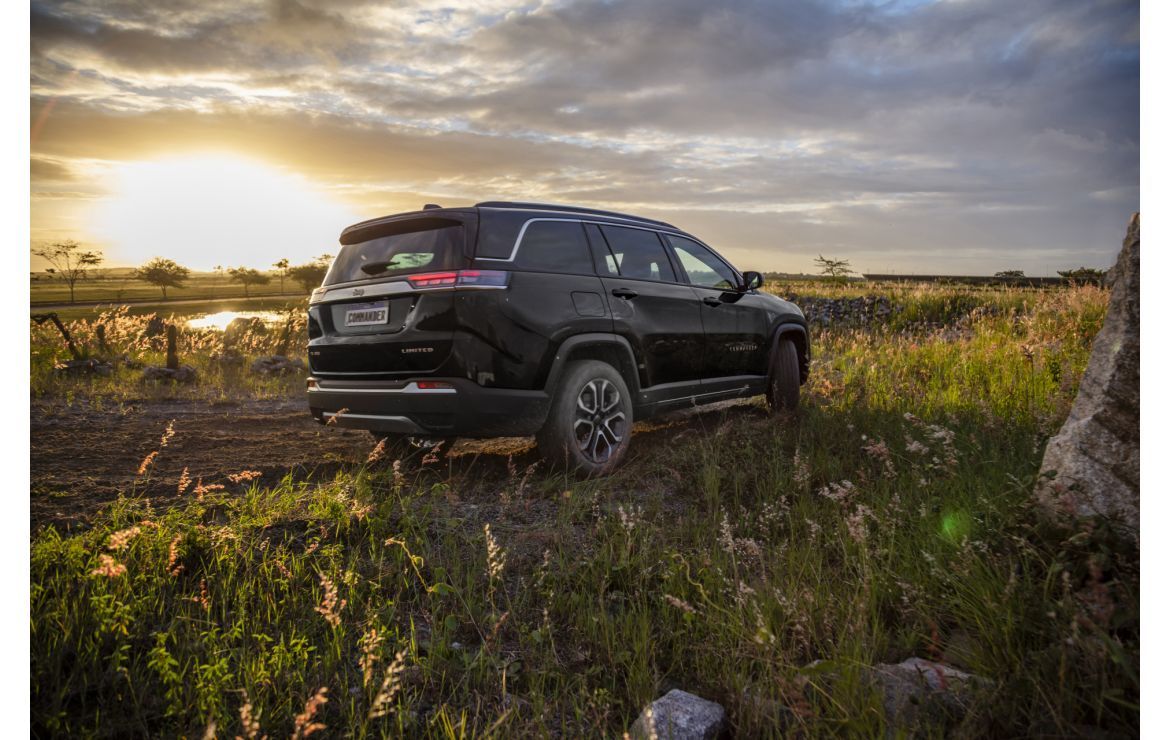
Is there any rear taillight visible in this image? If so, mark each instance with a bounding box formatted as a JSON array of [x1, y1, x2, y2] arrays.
[[408, 271, 459, 287], [415, 381, 454, 390], [408, 270, 509, 289]]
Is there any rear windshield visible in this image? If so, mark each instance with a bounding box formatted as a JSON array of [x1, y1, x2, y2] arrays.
[[324, 224, 465, 286]]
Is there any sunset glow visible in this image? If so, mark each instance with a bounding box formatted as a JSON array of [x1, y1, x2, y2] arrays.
[[90, 155, 359, 271], [30, 0, 1138, 274]]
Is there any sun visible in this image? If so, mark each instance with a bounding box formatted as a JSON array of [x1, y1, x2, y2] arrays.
[[91, 154, 361, 270]]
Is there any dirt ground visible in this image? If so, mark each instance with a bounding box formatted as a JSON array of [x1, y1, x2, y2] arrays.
[[30, 394, 761, 530]]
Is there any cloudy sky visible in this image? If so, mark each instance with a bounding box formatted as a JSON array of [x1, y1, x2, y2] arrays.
[[30, 0, 1138, 274]]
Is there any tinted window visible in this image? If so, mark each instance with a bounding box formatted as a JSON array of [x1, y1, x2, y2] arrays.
[[599, 226, 677, 282], [515, 221, 593, 274], [325, 224, 463, 285], [667, 235, 738, 290]]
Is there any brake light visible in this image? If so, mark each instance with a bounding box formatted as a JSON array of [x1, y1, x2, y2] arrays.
[[408, 270, 509, 288], [408, 271, 459, 287]]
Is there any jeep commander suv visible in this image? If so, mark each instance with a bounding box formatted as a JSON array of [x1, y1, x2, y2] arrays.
[[307, 202, 809, 474]]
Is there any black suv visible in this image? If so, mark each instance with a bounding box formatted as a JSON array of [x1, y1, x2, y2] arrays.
[[307, 202, 809, 474]]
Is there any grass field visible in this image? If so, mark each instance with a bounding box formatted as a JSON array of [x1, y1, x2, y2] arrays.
[[29, 282, 1138, 737], [30, 271, 311, 306]]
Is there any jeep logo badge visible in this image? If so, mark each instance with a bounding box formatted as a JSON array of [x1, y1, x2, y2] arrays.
[[352, 288, 365, 297]]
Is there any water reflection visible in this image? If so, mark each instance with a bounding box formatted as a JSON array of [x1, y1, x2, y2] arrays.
[[185, 310, 286, 331]]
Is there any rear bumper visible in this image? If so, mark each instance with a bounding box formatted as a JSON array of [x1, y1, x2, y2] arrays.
[[307, 377, 550, 437]]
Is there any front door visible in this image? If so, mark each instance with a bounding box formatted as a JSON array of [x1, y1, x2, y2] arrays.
[[663, 234, 770, 380]]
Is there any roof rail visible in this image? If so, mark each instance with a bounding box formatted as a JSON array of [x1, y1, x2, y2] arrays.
[[475, 201, 676, 229]]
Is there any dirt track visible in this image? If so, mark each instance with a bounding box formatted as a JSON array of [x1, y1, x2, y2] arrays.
[[30, 398, 383, 529], [30, 394, 761, 530]]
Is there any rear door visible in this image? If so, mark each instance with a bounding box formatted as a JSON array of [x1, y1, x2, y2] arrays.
[[586, 224, 704, 388], [663, 234, 770, 380]]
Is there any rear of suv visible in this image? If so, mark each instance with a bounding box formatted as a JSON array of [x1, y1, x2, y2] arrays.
[[307, 202, 809, 474]]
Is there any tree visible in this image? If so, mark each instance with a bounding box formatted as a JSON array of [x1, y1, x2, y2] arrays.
[[814, 255, 853, 281], [134, 258, 190, 300], [1058, 267, 1106, 284], [289, 255, 334, 293], [994, 270, 1025, 279], [273, 258, 290, 294], [32, 240, 103, 303], [227, 266, 271, 298]]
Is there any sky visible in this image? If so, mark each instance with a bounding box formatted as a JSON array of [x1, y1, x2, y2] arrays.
[[29, 0, 1139, 275]]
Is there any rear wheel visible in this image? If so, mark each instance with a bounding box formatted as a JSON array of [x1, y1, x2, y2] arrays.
[[537, 360, 633, 476], [767, 337, 800, 413]]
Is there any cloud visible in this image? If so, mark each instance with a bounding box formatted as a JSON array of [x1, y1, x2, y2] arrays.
[[29, 0, 1139, 273]]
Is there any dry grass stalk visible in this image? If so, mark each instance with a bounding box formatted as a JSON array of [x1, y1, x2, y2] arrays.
[[91, 554, 126, 578], [484, 524, 506, 582], [314, 574, 346, 627], [177, 467, 192, 495], [368, 649, 408, 719], [359, 627, 383, 687], [137, 451, 158, 477], [166, 535, 184, 577], [227, 470, 262, 484], [367, 438, 386, 464], [107, 526, 141, 551], [238, 689, 264, 740], [291, 687, 328, 739]]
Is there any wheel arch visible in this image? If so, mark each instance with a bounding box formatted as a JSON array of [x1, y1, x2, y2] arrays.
[[770, 322, 810, 384], [542, 333, 641, 397]]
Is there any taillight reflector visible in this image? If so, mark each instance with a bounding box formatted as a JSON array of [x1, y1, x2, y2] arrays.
[[416, 381, 454, 390], [408, 270, 509, 288]]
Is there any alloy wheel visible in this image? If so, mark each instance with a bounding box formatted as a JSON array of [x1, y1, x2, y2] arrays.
[[573, 378, 626, 463]]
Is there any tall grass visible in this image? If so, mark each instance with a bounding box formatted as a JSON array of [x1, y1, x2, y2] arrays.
[[30, 284, 1136, 737]]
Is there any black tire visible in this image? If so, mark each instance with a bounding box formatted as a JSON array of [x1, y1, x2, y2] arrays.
[[767, 337, 800, 413], [536, 360, 633, 476]]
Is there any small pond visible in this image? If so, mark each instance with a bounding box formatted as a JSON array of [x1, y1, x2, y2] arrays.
[[184, 310, 289, 331]]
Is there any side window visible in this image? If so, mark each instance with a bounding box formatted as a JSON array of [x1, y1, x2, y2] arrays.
[[514, 221, 593, 274], [666, 235, 738, 290], [599, 225, 678, 282]]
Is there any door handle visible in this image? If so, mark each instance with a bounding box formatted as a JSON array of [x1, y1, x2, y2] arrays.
[[611, 287, 639, 299], [702, 296, 723, 307]]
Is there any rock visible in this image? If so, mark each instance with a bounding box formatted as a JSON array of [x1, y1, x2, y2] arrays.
[[223, 316, 267, 347], [629, 689, 725, 740], [210, 348, 245, 366], [142, 365, 197, 383], [1036, 213, 1139, 536], [864, 658, 988, 735], [54, 358, 114, 376], [250, 355, 305, 376]]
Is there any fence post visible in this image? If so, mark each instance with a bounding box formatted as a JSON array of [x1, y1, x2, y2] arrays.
[[166, 324, 179, 370]]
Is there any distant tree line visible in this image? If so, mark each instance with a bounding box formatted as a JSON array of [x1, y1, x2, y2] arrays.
[[31, 241, 336, 302]]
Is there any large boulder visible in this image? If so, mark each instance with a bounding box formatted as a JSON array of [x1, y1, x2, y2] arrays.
[[1036, 213, 1139, 536], [864, 658, 989, 735]]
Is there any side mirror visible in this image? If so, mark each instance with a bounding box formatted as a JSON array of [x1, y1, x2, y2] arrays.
[[741, 271, 764, 291]]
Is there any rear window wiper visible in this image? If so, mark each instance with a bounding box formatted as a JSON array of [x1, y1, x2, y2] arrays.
[[360, 261, 393, 275]]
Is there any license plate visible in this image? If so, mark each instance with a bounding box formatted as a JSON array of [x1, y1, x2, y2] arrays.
[[344, 300, 389, 326]]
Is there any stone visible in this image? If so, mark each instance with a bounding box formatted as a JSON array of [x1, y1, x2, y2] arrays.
[[142, 364, 197, 383], [210, 348, 246, 366], [1036, 213, 1139, 536], [629, 689, 725, 740], [863, 658, 988, 734], [54, 358, 114, 376], [250, 355, 305, 376]]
